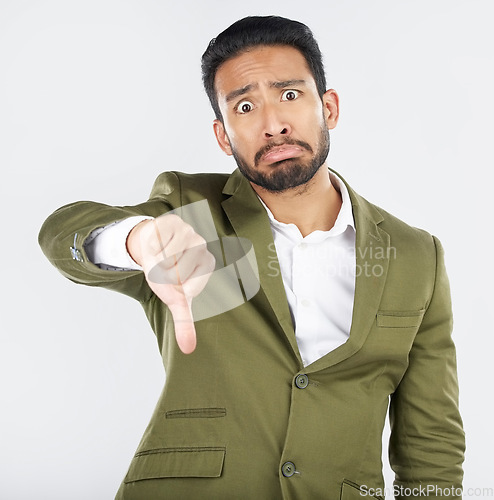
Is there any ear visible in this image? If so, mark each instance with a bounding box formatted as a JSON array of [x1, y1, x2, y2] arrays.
[[213, 119, 233, 156], [322, 89, 339, 130]]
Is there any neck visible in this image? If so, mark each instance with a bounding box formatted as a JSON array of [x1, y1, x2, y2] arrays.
[[251, 166, 342, 238]]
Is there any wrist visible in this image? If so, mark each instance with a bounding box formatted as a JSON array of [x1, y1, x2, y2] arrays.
[[126, 219, 152, 266]]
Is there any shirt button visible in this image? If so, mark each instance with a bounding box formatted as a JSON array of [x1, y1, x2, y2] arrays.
[[281, 461, 296, 477], [300, 299, 311, 307], [295, 374, 309, 389], [299, 242, 307, 250]]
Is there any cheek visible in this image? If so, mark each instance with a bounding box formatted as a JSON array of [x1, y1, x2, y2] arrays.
[[309, 104, 327, 125], [308, 109, 328, 138], [290, 102, 324, 131], [225, 122, 258, 153]]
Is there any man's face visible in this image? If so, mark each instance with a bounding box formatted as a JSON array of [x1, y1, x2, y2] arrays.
[[213, 45, 339, 192]]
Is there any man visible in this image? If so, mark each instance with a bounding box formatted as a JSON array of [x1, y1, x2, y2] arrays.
[[39, 16, 465, 500]]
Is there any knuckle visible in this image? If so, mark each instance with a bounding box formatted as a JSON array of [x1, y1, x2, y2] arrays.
[[183, 225, 196, 237], [161, 213, 180, 222], [154, 214, 209, 251], [155, 213, 178, 230], [194, 234, 207, 246]]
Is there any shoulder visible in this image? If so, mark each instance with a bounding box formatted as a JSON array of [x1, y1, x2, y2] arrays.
[[149, 171, 231, 201], [375, 203, 436, 248], [359, 195, 443, 283], [335, 168, 437, 251], [337, 170, 440, 273]]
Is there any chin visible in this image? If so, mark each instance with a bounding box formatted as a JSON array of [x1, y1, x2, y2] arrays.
[[255, 163, 319, 193]]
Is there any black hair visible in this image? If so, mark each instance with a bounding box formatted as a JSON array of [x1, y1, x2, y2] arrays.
[[201, 16, 327, 121]]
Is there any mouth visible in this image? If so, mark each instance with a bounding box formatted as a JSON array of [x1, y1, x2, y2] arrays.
[[261, 145, 304, 164]]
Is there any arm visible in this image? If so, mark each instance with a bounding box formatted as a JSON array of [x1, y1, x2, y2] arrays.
[[39, 182, 215, 352], [38, 171, 180, 300], [389, 237, 465, 499], [38, 200, 168, 301]]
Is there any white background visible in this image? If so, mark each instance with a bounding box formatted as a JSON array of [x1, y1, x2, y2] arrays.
[[1, 1, 493, 498]]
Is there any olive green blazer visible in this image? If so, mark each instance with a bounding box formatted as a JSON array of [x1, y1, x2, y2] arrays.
[[39, 169, 465, 500]]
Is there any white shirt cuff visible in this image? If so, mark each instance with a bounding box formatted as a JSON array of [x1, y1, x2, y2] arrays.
[[84, 216, 153, 271]]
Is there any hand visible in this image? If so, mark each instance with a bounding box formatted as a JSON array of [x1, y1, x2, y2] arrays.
[[127, 215, 215, 354]]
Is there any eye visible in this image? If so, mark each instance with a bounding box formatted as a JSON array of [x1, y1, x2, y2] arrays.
[[236, 100, 254, 114], [281, 89, 300, 101]]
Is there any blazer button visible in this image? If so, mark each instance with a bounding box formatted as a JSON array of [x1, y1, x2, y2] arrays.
[[281, 461, 296, 477], [295, 374, 309, 389]]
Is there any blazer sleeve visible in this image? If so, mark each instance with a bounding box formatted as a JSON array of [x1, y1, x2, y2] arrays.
[[388, 236, 465, 499], [38, 172, 181, 302]]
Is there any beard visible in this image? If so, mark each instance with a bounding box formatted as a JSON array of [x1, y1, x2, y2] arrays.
[[230, 122, 330, 193]]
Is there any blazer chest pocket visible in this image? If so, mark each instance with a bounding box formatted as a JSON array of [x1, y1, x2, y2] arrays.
[[363, 309, 427, 367], [124, 446, 226, 483], [376, 309, 425, 329]]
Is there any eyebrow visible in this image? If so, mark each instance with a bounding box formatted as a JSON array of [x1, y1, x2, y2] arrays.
[[225, 83, 258, 103], [270, 79, 306, 89], [225, 79, 307, 104]]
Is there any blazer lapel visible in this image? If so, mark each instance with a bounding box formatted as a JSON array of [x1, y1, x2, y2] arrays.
[[309, 174, 391, 371], [221, 168, 391, 371], [221, 170, 300, 360]]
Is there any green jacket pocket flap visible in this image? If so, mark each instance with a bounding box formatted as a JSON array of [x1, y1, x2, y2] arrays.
[[341, 480, 384, 499], [376, 309, 425, 328], [124, 446, 226, 483]]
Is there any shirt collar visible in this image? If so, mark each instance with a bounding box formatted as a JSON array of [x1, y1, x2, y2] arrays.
[[258, 169, 355, 240], [329, 171, 355, 233]]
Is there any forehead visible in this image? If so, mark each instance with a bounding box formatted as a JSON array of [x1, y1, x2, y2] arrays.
[[214, 45, 315, 97]]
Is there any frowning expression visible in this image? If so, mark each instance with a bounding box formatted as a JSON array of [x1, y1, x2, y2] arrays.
[[213, 45, 339, 192]]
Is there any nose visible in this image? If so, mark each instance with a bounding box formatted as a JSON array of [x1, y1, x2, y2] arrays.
[[262, 104, 292, 140]]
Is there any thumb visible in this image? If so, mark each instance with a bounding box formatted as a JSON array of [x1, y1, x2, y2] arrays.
[[167, 292, 197, 354]]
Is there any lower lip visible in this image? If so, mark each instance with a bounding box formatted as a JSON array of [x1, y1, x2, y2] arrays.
[[262, 147, 303, 164]]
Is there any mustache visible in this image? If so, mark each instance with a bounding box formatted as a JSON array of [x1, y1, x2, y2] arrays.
[[254, 139, 313, 166]]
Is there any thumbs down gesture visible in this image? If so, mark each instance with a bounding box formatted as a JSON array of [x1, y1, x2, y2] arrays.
[[127, 214, 216, 354]]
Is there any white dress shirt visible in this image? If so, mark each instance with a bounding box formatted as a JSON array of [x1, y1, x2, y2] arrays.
[[85, 216, 151, 271], [260, 173, 355, 365], [85, 173, 356, 366]]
